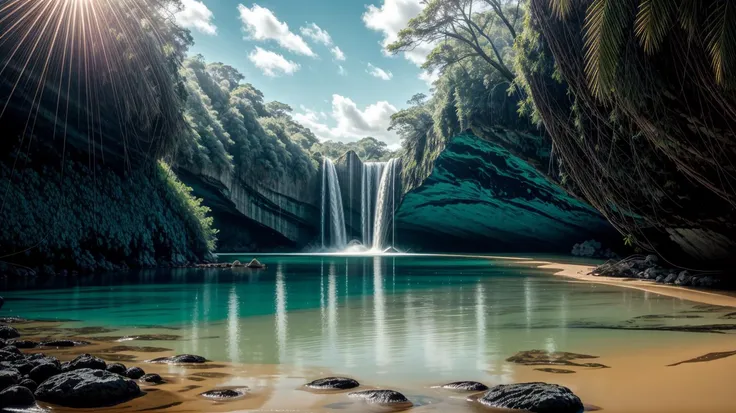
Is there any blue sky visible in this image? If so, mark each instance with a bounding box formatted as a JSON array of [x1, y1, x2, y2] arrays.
[[174, 0, 436, 147]]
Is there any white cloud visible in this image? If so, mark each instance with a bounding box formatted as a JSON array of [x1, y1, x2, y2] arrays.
[[331, 46, 346, 61], [293, 95, 400, 146], [367, 63, 393, 80], [338, 65, 347, 76], [419, 69, 440, 87], [248, 47, 300, 77], [300, 23, 347, 62], [175, 0, 217, 35], [238, 4, 315, 57], [300, 23, 332, 46], [362, 0, 433, 65]]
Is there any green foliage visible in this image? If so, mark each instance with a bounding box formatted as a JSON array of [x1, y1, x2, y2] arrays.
[[549, 0, 736, 97], [388, 0, 523, 82], [311, 137, 399, 162], [0, 147, 217, 272], [158, 161, 218, 252], [176, 56, 318, 180]]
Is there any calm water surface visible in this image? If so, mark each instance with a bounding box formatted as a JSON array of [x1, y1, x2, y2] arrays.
[[1, 254, 731, 386]]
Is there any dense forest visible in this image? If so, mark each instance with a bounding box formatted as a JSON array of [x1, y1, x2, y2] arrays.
[[1, 0, 735, 272], [387, 0, 736, 269]]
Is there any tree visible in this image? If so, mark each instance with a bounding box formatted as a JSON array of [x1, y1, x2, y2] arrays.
[[547, 0, 736, 97], [388, 0, 523, 82], [265, 101, 294, 117]]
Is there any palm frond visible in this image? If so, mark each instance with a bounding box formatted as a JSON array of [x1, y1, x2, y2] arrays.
[[704, 0, 736, 87], [677, 0, 699, 37], [635, 0, 675, 54], [583, 0, 632, 99], [549, 0, 574, 19]]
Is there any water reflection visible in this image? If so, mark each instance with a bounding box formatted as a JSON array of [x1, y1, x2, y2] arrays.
[[275, 264, 287, 362], [373, 256, 388, 368], [3, 255, 719, 386], [228, 285, 240, 363]]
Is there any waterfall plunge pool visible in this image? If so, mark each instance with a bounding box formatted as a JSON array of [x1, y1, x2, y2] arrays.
[[2, 254, 735, 413]]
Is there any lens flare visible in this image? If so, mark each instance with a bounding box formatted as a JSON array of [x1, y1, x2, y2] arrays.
[[0, 0, 189, 161]]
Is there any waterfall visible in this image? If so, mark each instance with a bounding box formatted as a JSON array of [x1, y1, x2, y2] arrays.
[[361, 162, 386, 246], [321, 158, 347, 249], [372, 158, 400, 250]]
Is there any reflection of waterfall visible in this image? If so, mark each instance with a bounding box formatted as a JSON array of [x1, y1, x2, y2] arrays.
[[372, 158, 400, 250], [328, 263, 338, 355], [321, 158, 347, 249], [227, 286, 240, 363], [275, 264, 287, 361], [373, 256, 388, 367], [361, 162, 386, 246]]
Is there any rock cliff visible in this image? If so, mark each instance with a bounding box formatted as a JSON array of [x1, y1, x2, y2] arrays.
[[395, 133, 616, 252], [175, 165, 320, 250]]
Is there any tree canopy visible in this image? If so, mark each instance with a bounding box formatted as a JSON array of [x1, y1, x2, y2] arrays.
[[311, 137, 399, 162], [173, 55, 319, 181]]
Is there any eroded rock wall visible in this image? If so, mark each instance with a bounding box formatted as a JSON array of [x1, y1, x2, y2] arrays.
[[176, 165, 320, 249]]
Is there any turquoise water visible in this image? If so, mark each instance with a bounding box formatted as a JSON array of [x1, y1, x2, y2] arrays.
[[1, 254, 732, 385]]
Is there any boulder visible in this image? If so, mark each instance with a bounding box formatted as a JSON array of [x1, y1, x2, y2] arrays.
[[39, 340, 90, 348], [0, 385, 35, 408], [0, 350, 23, 362], [476, 382, 583, 413], [62, 354, 106, 372], [19, 378, 37, 392], [1, 345, 20, 355], [644, 255, 659, 266], [643, 267, 664, 279], [34, 368, 141, 408], [200, 388, 248, 400], [125, 367, 145, 379], [246, 258, 265, 269], [29, 363, 61, 384], [232, 260, 243, 267], [147, 354, 206, 364], [106, 363, 127, 375], [9, 340, 37, 349], [0, 325, 20, 340], [26, 354, 61, 369], [663, 273, 679, 284], [675, 271, 693, 286], [140, 373, 164, 384], [438, 381, 489, 392], [1, 360, 32, 375], [692, 276, 722, 288], [246, 258, 266, 268], [348, 390, 411, 405], [305, 377, 359, 390], [0, 368, 20, 391]]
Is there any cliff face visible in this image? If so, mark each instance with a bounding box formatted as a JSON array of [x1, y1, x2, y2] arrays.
[[176, 165, 320, 250], [334, 151, 403, 245], [519, 0, 736, 268], [395, 133, 616, 252], [334, 151, 363, 241]]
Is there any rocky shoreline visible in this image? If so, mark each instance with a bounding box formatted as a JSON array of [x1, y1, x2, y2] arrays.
[[591, 255, 733, 290], [0, 309, 590, 412]]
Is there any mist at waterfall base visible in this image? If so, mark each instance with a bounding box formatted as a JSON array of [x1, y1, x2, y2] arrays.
[[318, 158, 401, 254]]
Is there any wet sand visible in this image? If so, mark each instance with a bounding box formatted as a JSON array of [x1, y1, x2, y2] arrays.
[[13, 319, 736, 413]]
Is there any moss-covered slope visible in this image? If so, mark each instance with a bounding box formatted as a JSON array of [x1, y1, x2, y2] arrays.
[[395, 134, 615, 252]]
